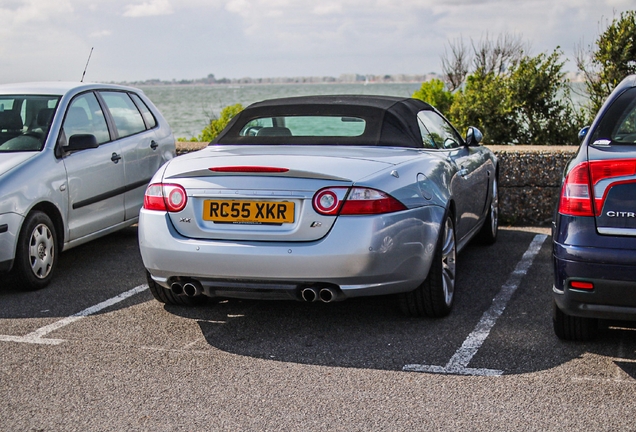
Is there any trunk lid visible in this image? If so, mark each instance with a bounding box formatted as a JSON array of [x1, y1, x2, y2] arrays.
[[163, 145, 412, 241]]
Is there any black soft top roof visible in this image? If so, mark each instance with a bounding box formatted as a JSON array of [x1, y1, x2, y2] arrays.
[[212, 95, 435, 148]]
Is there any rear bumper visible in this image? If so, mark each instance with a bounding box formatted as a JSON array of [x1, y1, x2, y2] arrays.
[[553, 242, 636, 321], [139, 205, 444, 300]]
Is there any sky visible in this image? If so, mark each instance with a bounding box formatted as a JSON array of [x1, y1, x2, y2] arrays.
[[0, 0, 634, 84]]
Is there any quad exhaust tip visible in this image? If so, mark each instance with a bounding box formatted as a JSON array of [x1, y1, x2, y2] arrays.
[[170, 280, 203, 297], [301, 286, 340, 303]]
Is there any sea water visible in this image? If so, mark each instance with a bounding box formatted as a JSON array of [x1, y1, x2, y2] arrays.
[[139, 83, 422, 140]]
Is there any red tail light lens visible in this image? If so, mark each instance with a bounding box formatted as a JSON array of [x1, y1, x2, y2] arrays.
[[341, 188, 407, 215], [589, 158, 636, 214], [312, 187, 406, 216], [559, 162, 594, 217], [144, 183, 187, 212]]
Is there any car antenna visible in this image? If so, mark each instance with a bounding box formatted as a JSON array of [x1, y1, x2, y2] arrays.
[[80, 47, 94, 82]]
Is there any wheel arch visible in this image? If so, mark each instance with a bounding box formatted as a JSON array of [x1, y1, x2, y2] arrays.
[[26, 202, 65, 252]]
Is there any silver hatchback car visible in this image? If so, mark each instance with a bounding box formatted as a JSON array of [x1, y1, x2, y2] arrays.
[[0, 82, 175, 290]]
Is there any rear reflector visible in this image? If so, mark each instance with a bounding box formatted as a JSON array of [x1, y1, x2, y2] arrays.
[[209, 166, 289, 173], [570, 280, 594, 290]]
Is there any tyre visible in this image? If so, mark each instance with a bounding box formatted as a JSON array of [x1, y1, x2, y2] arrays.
[[399, 213, 456, 318], [553, 301, 598, 341], [146, 271, 205, 306], [12, 211, 57, 291], [475, 176, 498, 245]]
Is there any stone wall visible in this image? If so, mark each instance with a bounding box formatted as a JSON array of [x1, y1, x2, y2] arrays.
[[487, 145, 577, 226], [176, 143, 578, 226]]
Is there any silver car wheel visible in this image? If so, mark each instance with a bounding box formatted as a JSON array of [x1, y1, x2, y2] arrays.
[[28, 223, 55, 279], [441, 216, 456, 307]]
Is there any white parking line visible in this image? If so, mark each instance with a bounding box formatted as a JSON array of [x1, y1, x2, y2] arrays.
[[0, 284, 148, 345], [404, 234, 548, 376]]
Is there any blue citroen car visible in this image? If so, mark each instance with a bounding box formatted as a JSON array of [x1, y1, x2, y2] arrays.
[[553, 74, 636, 340]]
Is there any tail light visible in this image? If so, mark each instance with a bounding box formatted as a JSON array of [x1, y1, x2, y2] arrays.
[[559, 159, 636, 217], [589, 158, 636, 214], [312, 187, 406, 216], [144, 183, 187, 212], [558, 162, 594, 216]]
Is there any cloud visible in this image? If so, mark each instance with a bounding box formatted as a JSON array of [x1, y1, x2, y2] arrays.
[[89, 30, 112, 38], [123, 0, 173, 17]]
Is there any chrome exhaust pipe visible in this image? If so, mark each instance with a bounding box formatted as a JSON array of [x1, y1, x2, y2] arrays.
[[301, 287, 319, 302], [170, 282, 184, 296], [319, 287, 337, 303], [183, 281, 203, 297]]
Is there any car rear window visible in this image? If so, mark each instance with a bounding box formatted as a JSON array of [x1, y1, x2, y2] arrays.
[[239, 116, 366, 137], [591, 87, 636, 145]]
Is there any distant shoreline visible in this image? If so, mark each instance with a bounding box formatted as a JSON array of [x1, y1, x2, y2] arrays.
[[120, 73, 439, 87]]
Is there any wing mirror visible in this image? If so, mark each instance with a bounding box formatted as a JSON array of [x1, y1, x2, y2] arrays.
[[465, 126, 483, 146], [67, 134, 99, 151]]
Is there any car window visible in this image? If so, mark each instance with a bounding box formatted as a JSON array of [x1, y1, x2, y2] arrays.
[[99, 91, 147, 138], [418, 111, 462, 149], [0, 95, 60, 152], [239, 116, 366, 137], [592, 87, 636, 144], [63, 93, 110, 145], [417, 118, 439, 149], [130, 93, 157, 129]]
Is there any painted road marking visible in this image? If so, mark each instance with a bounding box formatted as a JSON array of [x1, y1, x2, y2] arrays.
[[404, 234, 548, 376], [0, 284, 148, 345]]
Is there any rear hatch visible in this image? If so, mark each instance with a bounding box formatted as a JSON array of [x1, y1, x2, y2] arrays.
[[588, 145, 636, 236], [162, 145, 414, 242]]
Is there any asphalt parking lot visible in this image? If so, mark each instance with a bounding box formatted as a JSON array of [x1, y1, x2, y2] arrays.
[[1, 226, 635, 431]]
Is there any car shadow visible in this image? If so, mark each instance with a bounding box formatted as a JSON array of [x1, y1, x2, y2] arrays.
[[0, 225, 150, 319], [162, 228, 636, 376]]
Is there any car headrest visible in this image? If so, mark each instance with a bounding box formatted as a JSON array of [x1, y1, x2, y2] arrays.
[[37, 108, 55, 127], [0, 111, 23, 130], [256, 127, 292, 136]]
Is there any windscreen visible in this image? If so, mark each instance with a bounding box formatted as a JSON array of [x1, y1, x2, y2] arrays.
[[0, 95, 60, 152]]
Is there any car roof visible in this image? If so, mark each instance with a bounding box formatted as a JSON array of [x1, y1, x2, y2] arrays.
[[0, 81, 142, 96], [214, 95, 436, 148]]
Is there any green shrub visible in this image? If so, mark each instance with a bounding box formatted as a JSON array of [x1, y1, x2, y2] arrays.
[[198, 103, 244, 142]]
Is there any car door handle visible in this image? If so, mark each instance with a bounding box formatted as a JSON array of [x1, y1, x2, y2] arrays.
[[150, 140, 158, 150], [458, 168, 468, 177], [111, 152, 122, 163]]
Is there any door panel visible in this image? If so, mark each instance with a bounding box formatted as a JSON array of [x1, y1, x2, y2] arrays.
[[98, 91, 162, 220], [60, 92, 125, 241]]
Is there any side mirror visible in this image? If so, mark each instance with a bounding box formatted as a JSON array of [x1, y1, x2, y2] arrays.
[[67, 134, 99, 151], [578, 126, 590, 143], [465, 126, 483, 146]]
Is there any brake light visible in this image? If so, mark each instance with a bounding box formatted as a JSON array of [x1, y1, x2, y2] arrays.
[[209, 166, 289, 173], [143, 183, 188, 212], [312, 187, 406, 216], [558, 162, 594, 217]]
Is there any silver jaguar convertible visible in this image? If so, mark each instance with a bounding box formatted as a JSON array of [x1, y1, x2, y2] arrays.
[[139, 95, 498, 317]]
